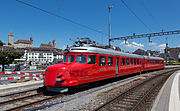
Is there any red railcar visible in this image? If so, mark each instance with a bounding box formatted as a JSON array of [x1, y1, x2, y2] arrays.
[[44, 46, 164, 92]]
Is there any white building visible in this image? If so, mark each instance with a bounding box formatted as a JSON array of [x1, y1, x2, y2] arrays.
[[23, 48, 63, 65]]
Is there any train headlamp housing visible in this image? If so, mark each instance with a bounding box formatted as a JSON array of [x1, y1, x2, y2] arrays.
[[57, 73, 63, 78]]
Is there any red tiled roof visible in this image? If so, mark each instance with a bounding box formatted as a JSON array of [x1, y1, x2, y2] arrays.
[[15, 39, 32, 44]]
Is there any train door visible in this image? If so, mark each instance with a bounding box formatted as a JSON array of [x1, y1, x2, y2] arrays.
[[116, 57, 119, 75]]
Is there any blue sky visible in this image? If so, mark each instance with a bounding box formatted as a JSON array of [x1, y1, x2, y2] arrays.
[[0, 0, 179, 52]]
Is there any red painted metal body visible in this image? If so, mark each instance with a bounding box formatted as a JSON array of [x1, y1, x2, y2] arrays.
[[44, 48, 164, 89]]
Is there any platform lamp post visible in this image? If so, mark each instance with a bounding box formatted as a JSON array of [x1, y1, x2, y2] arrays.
[[108, 6, 113, 48]]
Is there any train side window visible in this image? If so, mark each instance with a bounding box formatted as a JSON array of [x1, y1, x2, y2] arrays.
[[126, 58, 129, 65], [99, 56, 106, 66], [148, 60, 149, 64], [108, 57, 113, 66], [130, 58, 133, 65], [134, 59, 136, 65], [137, 59, 139, 65], [121, 58, 125, 66], [64, 55, 67, 62], [68, 55, 75, 62], [87, 55, 96, 64]]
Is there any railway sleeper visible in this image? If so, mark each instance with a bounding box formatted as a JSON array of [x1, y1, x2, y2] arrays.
[[117, 100, 135, 106], [125, 95, 143, 99], [122, 98, 139, 103], [110, 106, 130, 111], [111, 104, 133, 110]]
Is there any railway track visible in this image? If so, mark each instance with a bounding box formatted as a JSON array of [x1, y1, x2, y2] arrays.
[[0, 91, 65, 111], [93, 68, 179, 111]]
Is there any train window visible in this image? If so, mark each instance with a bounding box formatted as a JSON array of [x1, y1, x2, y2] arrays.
[[108, 57, 113, 66], [121, 58, 125, 66], [64, 55, 67, 62], [76, 55, 87, 64], [126, 58, 129, 65], [137, 59, 139, 65], [99, 56, 106, 66], [87, 55, 96, 64], [148, 60, 149, 64], [134, 59, 136, 65], [68, 55, 75, 62], [130, 59, 133, 65]]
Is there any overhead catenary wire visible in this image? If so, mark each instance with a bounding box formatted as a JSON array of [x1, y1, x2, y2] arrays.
[[16, 0, 109, 36], [55, 0, 104, 24], [138, 0, 164, 44], [120, 0, 152, 32], [138, 0, 162, 30]]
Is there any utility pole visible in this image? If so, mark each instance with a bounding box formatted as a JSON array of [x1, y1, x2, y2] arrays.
[[108, 6, 113, 47]]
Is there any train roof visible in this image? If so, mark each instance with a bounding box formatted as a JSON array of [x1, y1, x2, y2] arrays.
[[69, 46, 164, 60]]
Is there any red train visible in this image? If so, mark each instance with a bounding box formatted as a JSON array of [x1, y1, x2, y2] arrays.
[[43, 43, 164, 92]]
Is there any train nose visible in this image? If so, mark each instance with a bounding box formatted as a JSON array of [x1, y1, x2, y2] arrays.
[[44, 66, 70, 87]]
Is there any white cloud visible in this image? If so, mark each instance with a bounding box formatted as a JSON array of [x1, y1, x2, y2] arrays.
[[120, 41, 144, 49], [149, 42, 156, 46], [157, 44, 166, 50]]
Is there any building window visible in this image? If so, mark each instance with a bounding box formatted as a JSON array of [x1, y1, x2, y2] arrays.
[[99, 56, 106, 66], [108, 57, 113, 66], [121, 58, 125, 66], [87, 55, 96, 64]]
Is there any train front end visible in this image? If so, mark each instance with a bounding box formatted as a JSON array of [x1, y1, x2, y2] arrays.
[[44, 62, 78, 92]]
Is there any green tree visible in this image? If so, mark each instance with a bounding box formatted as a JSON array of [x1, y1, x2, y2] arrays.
[[8, 43, 11, 45], [0, 40, 3, 46], [0, 51, 24, 72]]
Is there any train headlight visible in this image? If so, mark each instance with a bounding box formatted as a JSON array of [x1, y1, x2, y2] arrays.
[[56, 78, 61, 81]]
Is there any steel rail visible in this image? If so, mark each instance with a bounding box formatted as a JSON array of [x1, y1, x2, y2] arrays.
[[93, 68, 179, 111], [5, 94, 65, 111], [0, 93, 44, 106], [131, 71, 172, 111]]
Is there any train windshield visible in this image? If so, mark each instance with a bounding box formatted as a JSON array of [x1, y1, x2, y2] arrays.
[[64, 55, 67, 62], [76, 55, 87, 64], [68, 55, 75, 62]]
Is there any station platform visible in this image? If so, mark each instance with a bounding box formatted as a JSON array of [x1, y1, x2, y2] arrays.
[[0, 80, 43, 96], [151, 70, 180, 111], [165, 65, 180, 68]]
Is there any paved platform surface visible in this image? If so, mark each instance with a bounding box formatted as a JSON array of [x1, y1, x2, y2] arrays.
[[151, 70, 180, 111], [165, 65, 180, 68], [0, 80, 43, 96]]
